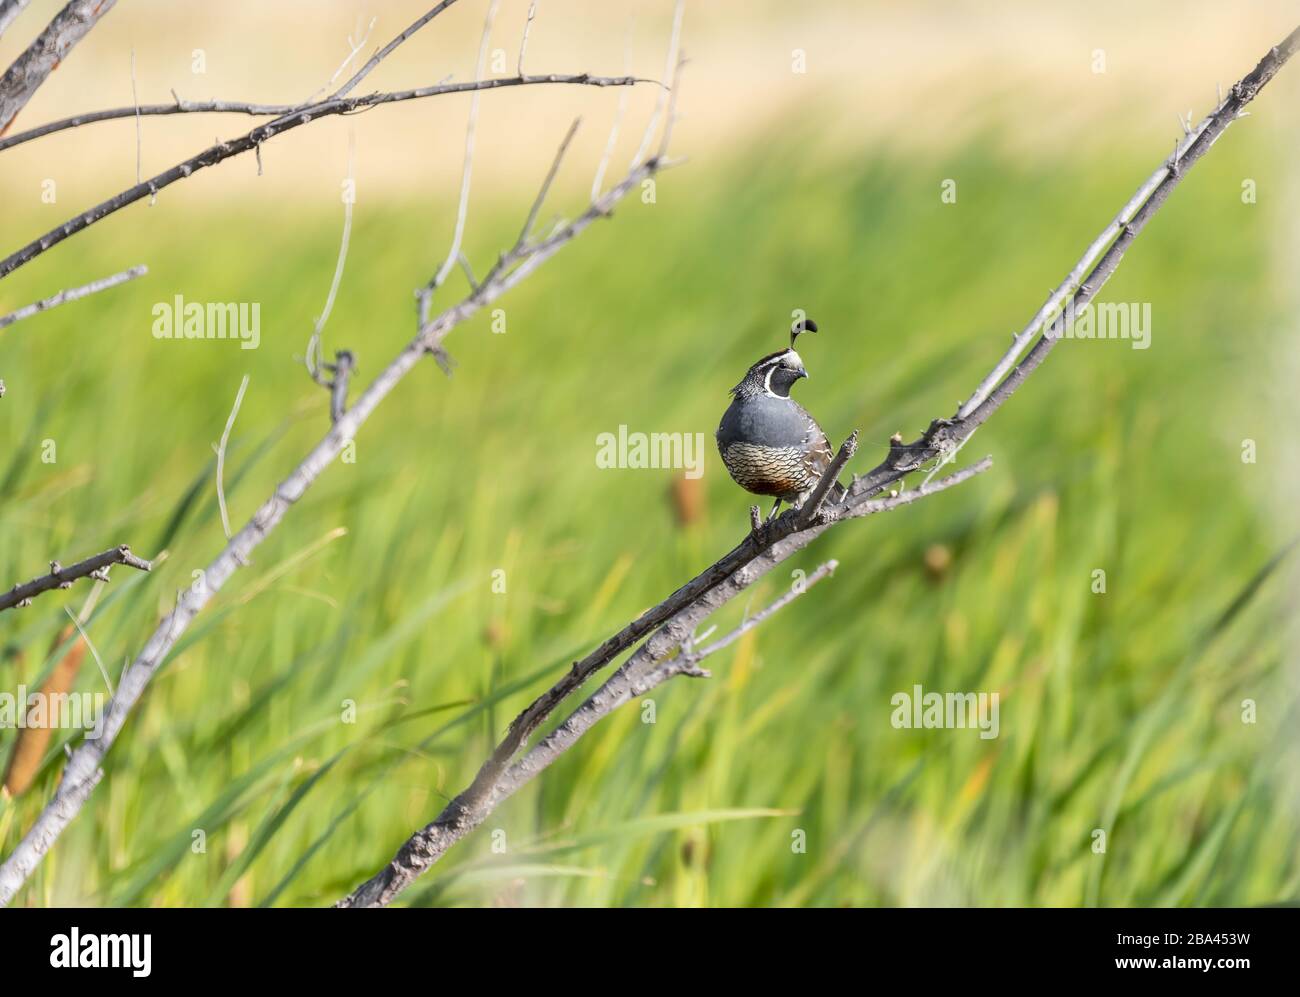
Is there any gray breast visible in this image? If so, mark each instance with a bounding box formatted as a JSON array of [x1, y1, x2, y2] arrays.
[[716, 393, 815, 450]]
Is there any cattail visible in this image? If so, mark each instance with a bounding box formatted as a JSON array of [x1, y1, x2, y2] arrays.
[[3, 626, 87, 797], [923, 543, 953, 582], [669, 475, 705, 527]]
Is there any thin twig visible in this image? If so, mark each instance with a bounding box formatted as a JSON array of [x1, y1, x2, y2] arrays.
[[0, 73, 652, 281], [516, 117, 580, 249], [689, 558, 838, 660], [304, 15, 378, 103], [517, 0, 539, 77], [630, 0, 683, 168], [0, 264, 146, 330], [129, 47, 142, 185], [430, 0, 501, 294], [0, 98, 301, 153], [332, 0, 460, 100], [0, 545, 151, 613], [0, 1, 454, 155], [592, 16, 634, 201]]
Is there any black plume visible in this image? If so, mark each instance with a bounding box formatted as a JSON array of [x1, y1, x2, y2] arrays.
[[790, 316, 818, 348]]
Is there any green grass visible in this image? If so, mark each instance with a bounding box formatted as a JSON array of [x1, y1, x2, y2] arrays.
[[1, 122, 1295, 907]]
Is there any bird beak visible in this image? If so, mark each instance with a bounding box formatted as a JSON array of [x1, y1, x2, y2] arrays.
[[798, 367, 809, 380]]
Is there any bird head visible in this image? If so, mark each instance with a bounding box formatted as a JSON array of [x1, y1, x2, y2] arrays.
[[731, 348, 808, 398], [730, 318, 818, 399]]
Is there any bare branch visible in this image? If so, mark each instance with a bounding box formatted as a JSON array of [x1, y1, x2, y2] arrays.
[[0, 1, 32, 42], [0, 545, 151, 613], [0, 264, 146, 330], [430, 0, 501, 294], [332, 0, 460, 100], [0, 74, 652, 282], [0, 0, 119, 134], [0, 98, 300, 153], [327, 351, 355, 424], [688, 558, 839, 661], [630, 0, 683, 167], [844, 22, 1300, 506], [798, 430, 858, 528], [304, 14, 378, 104], [334, 460, 990, 907], [592, 16, 635, 201], [515, 116, 581, 250], [129, 47, 141, 185], [955, 25, 1300, 421], [517, 0, 539, 77]]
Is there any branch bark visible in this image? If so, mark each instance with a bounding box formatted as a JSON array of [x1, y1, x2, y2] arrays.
[[0, 0, 466, 153], [0, 544, 151, 612], [834, 23, 1300, 503], [0, 99, 299, 153], [0, 73, 651, 282], [0, 0, 32, 42], [0, 0, 118, 135], [0, 264, 146, 330]]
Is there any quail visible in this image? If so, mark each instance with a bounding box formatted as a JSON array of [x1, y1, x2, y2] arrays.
[[716, 319, 834, 520]]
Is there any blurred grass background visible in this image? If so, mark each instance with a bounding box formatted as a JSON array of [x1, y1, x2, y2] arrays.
[[1, 0, 1298, 907]]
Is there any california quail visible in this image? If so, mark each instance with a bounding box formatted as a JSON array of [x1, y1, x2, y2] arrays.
[[716, 319, 834, 519]]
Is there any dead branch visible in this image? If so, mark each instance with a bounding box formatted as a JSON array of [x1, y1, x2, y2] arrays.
[[0, 98, 301, 153], [0, 1, 32, 43], [0, 545, 151, 613], [0, 73, 653, 283], [0, 264, 146, 331], [0, 0, 118, 134], [335, 460, 989, 907]]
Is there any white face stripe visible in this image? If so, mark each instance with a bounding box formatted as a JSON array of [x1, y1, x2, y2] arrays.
[[757, 348, 804, 371], [760, 349, 805, 398]]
